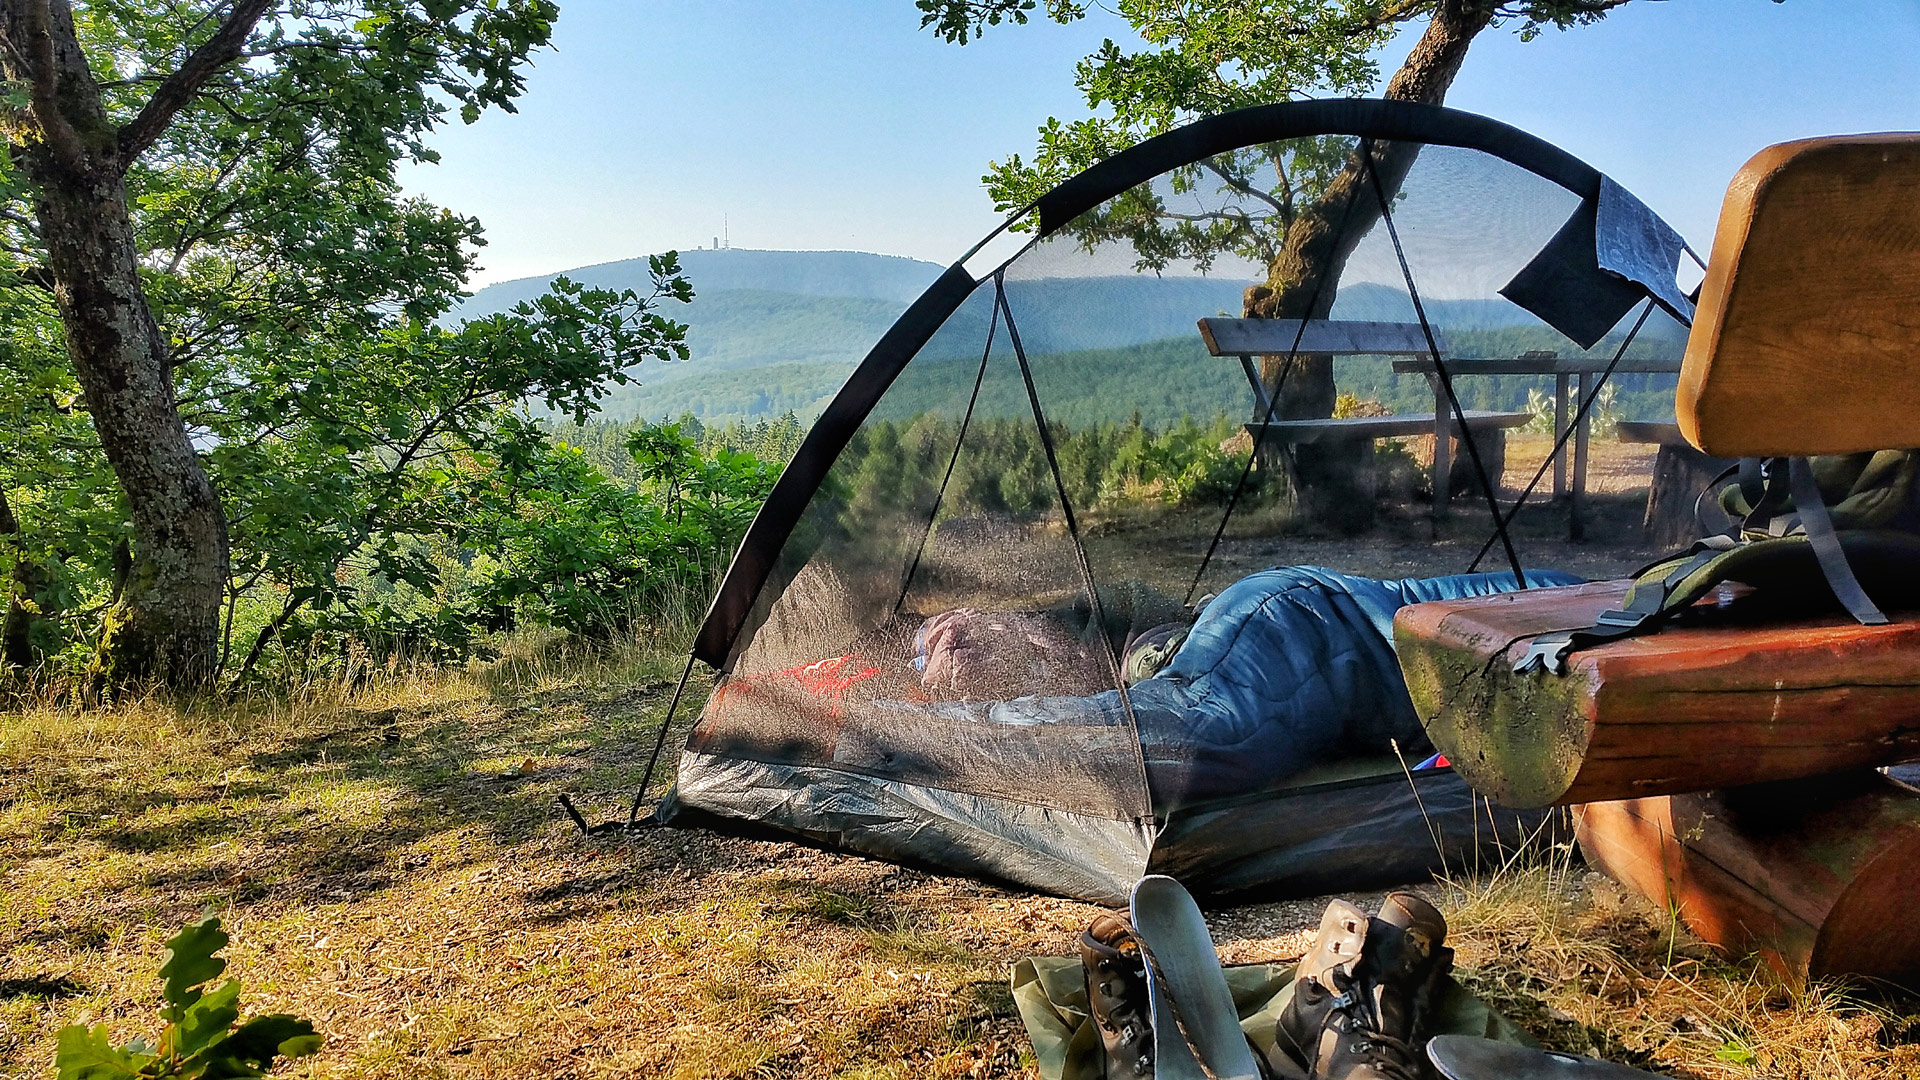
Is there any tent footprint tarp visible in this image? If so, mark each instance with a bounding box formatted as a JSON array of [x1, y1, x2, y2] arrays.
[[662, 567, 1575, 903]]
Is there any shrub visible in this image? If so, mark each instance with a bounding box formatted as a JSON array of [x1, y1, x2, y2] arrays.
[[54, 917, 320, 1079]]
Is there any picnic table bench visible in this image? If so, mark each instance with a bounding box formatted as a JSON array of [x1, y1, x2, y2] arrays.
[[1198, 318, 1529, 522]]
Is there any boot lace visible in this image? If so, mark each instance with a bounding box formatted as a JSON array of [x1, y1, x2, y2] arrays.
[[1317, 969, 1424, 1080]]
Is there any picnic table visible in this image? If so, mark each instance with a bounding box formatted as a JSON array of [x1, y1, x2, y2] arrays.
[[1199, 320, 1688, 537], [1198, 319, 1530, 528], [1391, 352, 1684, 537]]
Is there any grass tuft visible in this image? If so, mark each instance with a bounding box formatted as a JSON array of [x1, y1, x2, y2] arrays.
[[1438, 840, 1920, 1079]]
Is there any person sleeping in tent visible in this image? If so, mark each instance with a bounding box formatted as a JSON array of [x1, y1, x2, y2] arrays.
[[714, 563, 1580, 802], [904, 565, 1581, 800]]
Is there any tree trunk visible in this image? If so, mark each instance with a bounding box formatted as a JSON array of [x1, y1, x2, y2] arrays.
[[1246, 1, 1495, 530], [2, 0, 230, 687], [0, 487, 43, 670]]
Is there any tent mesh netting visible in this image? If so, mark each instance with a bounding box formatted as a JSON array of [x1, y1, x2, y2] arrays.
[[652, 105, 1697, 903]]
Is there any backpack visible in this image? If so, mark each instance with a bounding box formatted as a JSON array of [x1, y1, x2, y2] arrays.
[[1516, 450, 1920, 675]]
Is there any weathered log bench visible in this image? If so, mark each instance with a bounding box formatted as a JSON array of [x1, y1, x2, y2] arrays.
[[1614, 420, 1737, 550], [1574, 771, 1920, 986], [1396, 134, 1920, 991], [1393, 579, 1920, 808]]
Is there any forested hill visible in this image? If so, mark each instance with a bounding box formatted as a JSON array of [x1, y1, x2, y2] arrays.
[[460, 248, 1680, 425], [458, 248, 947, 314], [458, 250, 942, 422]]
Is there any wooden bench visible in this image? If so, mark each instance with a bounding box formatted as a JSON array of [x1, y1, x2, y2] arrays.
[[1198, 318, 1526, 520], [1393, 580, 1920, 809], [1389, 134, 1920, 991], [1576, 772, 1920, 987], [1248, 412, 1529, 512], [1614, 421, 1737, 550], [1245, 411, 1530, 444]]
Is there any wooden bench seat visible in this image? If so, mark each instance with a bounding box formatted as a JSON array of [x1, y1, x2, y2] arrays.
[[1393, 579, 1920, 808], [1196, 317, 1526, 519], [1245, 410, 1530, 444], [1611, 420, 1685, 445]]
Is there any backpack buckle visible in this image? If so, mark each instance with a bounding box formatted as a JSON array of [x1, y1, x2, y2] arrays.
[[1513, 632, 1575, 676], [1590, 608, 1653, 632], [1514, 609, 1657, 676]]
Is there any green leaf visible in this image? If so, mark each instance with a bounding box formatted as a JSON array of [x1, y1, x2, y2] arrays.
[[158, 917, 228, 1013], [176, 978, 242, 1055], [53, 1024, 140, 1080], [1714, 1042, 1758, 1065], [199, 1015, 323, 1079]]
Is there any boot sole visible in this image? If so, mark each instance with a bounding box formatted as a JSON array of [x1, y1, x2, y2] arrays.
[[1129, 875, 1263, 1080]]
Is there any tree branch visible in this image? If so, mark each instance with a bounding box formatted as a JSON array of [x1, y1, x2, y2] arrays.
[[0, 0, 93, 175], [1196, 157, 1288, 218], [117, 0, 276, 163]]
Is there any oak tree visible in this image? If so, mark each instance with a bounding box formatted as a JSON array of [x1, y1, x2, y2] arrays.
[[0, 1, 686, 688], [920, 1, 1759, 524]]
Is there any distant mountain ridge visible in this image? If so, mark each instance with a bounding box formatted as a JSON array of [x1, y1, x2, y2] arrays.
[[465, 248, 1670, 425], [458, 248, 947, 318]]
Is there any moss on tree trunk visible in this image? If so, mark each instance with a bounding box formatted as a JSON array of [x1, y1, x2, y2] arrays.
[[2, 0, 233, 688]]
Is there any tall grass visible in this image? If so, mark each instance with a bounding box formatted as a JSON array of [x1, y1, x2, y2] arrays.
[[1434, 825, 1920, 1078]]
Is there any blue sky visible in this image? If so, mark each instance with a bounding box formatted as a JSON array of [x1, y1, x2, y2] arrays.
[[397, 1, 1920, 286]]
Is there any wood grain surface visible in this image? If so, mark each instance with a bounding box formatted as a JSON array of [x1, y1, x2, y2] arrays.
[[1678, 135, 1920, 456], [1574, 772, 1920, 986], [1394, 580, 1920, 807]]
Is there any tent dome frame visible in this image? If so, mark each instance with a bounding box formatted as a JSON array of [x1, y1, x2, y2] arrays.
[[691, 98, 1614, 669]]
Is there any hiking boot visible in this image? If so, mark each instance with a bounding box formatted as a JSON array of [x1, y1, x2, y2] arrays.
[[1081, 909, 1155, 1078], [1269, 893, 1452, 1080], [1365, 892, 1452, 1051]]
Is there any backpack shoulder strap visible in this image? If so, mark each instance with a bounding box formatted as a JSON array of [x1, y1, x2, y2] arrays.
[[1788, 456, 1890, 626]]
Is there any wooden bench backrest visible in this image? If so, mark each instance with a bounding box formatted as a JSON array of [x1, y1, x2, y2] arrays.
[[1678, 134, 1920, 456], [1197, 318, 1447, 357]]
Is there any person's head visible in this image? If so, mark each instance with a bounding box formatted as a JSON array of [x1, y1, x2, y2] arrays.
[[1122, 622, 1190, 684]]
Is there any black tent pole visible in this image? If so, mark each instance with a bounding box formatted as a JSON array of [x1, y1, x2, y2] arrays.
[[1182, 145, 1373, 608], [1358, 140, 1527, 587], [893, 303, 999, 615], [1466, 301, 1654, 573], [998, 275, 1157, 822], [631, 650, 699, 822]]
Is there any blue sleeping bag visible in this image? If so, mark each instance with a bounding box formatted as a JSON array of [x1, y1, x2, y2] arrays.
[[1124, 566, 1584, 804]]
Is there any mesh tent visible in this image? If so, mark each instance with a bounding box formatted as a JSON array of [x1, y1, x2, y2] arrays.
[[648, 100, 1697, 905]]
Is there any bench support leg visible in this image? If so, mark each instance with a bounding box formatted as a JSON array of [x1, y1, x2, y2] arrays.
[[1576, 774, 1920, 988], [1571, 372, 1591, 541], [1291, 439, 1377, 534], [1644, 442, 1736, 550], [1429, 377, 1450, 522], [1553, 373, 1569, 501]]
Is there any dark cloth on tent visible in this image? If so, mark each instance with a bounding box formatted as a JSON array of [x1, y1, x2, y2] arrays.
[[1124, 567, 1584, 805]]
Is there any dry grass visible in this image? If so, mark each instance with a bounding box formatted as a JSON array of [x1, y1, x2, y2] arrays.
[[1440, 844, 1920, 1079], [0, 641, 1074, 1079], [3, 643, 1916, 1078]]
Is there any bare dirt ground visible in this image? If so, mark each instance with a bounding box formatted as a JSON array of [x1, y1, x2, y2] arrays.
[[1090, 436, 1667, 598], [5, 439, 1917, 1079]]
